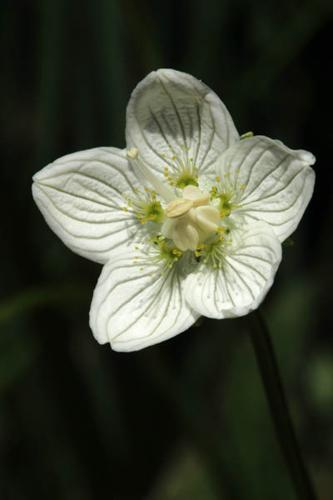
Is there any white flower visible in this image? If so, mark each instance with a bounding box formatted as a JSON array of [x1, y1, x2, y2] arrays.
[[32, 69, 315, 351]]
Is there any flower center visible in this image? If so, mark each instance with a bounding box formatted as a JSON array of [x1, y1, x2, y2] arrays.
[[162, 186, 221, 252], [126, 148, 234, 258]]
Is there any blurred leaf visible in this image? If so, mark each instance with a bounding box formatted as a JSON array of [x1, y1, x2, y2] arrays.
[[147, 443, 218, 500], [306, 353, 333, 415], [37, 0, 66, 162], [0, 284, 89, 326], [0, 323, 39, 394], [266, 275, 320, 375]]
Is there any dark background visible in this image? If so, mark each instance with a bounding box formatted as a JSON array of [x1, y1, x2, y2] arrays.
[[1, 1, 333, 499]]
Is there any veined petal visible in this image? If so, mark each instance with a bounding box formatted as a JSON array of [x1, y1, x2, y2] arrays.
[[32, 147, 141, 264], [184, 222, 282, 318], [89, 248, 199, 351], [126, 69, 239, 180], [216, 136, 315, 242]]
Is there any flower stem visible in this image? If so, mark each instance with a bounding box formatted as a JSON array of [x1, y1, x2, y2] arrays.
[[249, 310, 317, 500]]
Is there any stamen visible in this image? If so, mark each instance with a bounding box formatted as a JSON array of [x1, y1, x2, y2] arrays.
[[200, 235, 228, 269], [151, 234, 183, 271], [210, 182, 235, 217], [127, 148, 176, 202], [162, 153, 198, 188]]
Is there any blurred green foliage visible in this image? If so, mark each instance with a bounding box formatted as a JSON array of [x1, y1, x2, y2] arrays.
[[1, 0, 332, 499]]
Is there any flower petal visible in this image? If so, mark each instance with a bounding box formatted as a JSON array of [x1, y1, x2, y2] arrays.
[[89, 247, 199, 351], [32, 147, 141, 264], [216, 136, 315, 242], [126, 69, 239, 179], [184, 222, 282, 318]]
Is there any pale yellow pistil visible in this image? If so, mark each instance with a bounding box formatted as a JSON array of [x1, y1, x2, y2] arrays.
[[165, 198, 193, 218], [162, 186, 221, 252]]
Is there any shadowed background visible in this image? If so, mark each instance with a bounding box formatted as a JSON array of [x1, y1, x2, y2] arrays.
[[1, 0, 333, 499]]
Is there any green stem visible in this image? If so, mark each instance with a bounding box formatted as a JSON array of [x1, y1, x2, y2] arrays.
[[249, 310, 317, 500]]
